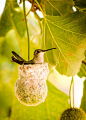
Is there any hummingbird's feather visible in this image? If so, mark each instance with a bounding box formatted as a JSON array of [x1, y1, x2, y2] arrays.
[[12, 51, 25, 61], [11, 55, 24, 65], [23, 60, 34, 64]]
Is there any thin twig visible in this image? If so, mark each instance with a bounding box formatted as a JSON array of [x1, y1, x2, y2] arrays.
[[27, 0, 42, 11], [26, 0, 42, 17]]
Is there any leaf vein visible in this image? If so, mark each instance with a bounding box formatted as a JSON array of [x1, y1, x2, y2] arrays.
[[46, 18, 86, 36], [46, 0, 62, 15], [45, 18, 75, 70]]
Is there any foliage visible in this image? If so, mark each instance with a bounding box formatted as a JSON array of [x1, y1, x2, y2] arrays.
[[78, 51, 86, 112], [0, 0, 86, 76], [0, 0, 26, 37], [42, 11, 86, 76], [41, 0, 86, 76], [80, 80, 86, 113], [78, 50, 86, 77], [42, 0, 73, 16], [0, 0, 86, 119], [78, 50, 86, 113]]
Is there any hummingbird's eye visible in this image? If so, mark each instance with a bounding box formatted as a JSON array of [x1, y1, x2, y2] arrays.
[[34, 50, 40, 55], [37, 50, 40, 53]]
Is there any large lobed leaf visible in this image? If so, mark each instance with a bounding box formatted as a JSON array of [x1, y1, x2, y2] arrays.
[[42, 11, 86, 76], [0, 0, 26, 37]]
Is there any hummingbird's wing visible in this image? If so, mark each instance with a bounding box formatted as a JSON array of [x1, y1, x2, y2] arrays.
[[23, 59, 34, 64], [11, 55, 24, 65], [12, 51, 25, 61]]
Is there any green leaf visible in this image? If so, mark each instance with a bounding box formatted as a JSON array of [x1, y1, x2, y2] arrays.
[[37, 0, 41, 4], [77, 51, 86, 77], [80, 79, 86, 112], [42, 11, 86, 76], [0, 0, 26, 37], [10, 81, 69, 120], [77, 62, 86, 77], [42, 0, 73, 16]]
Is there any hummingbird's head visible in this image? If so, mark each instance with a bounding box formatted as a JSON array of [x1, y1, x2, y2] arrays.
[[34, 49, 43, 56], [34, 48, 57, 56], [33, 48, 57, 64]]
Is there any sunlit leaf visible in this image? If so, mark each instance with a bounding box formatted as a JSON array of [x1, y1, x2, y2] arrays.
[[77, 50, 86, 77], [42, 0, 73, 16], [0, 0, 26, 37], [42, 11, 86, 76], [10, 81, 69, 120]]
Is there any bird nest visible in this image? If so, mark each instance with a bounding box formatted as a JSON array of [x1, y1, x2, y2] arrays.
[[15, 63, 49, 106]]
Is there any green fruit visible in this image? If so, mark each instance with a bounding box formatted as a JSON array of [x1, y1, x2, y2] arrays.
[[60, 108, 86, 120]]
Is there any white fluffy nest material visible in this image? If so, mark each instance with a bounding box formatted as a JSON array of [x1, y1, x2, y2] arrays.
[[15, 63, 49, 106]]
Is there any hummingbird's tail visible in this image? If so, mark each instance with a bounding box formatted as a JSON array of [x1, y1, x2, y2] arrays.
[[11, 55, 24, 65], [11, 51, 26, 65], [12, 51, 25, 61]]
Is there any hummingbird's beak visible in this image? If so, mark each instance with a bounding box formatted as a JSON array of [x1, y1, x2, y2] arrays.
[[42, 48, 57, 52]]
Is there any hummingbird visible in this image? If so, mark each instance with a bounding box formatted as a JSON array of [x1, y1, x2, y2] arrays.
[[11, 48, 56, 65]]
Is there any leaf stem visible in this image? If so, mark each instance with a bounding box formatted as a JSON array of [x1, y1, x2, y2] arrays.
[[69, 77, 75, 108], [72, 77, 75, 108], [23, 0, 30, 60], [69, 78, 72, 108]]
